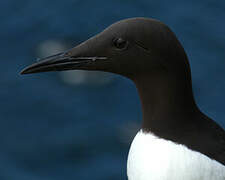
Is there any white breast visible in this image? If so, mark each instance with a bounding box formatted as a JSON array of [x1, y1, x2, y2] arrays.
[[127, 130, 225, 180]]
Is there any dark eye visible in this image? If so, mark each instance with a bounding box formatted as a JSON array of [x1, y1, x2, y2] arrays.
[[113, 38, 128, 50]]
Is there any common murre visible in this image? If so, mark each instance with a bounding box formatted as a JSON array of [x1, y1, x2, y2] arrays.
[[21, 17, 225, 179]]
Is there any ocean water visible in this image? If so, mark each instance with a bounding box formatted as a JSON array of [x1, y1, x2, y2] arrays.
[[0, 0, 225, 179]]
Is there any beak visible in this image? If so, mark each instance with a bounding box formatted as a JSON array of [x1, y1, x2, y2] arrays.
[[20, 40, 108, 75]]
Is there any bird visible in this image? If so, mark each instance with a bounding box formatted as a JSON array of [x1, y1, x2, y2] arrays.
[[21, 17, 225, 180]]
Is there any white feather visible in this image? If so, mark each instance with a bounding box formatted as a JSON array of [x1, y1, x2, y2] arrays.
[[127, 130, 225, 180]]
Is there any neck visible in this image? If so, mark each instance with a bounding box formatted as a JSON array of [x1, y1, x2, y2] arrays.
[[133, 61, 200, 134]]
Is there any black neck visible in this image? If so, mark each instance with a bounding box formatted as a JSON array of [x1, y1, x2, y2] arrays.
[[133, 59, 200, 134]]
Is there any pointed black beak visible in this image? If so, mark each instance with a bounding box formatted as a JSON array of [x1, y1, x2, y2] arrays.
[[20, 50, 107, 75]]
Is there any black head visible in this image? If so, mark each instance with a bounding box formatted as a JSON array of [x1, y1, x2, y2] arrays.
[[21, 17, 188, 79]]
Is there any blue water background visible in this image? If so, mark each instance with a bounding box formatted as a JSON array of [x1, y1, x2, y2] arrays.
[[1, 0, 225, 179]]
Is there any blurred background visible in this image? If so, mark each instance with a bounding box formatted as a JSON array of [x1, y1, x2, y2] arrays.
[[1, 0, 225, 179]]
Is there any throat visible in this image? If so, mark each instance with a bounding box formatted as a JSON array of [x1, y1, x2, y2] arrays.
[[133, 68, 199, 133]]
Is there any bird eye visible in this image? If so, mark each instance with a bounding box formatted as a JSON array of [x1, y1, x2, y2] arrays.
[[113, 38, 128, 50]]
